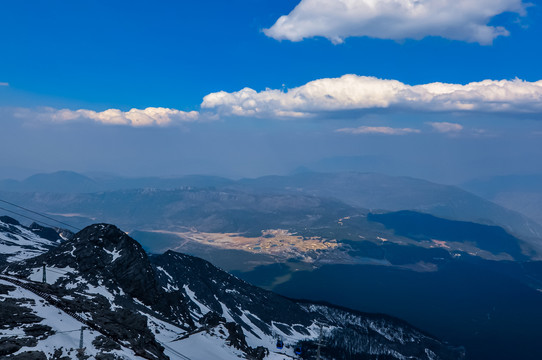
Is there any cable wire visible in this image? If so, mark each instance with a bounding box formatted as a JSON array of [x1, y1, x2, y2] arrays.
[[0, 205, 70, 231], [0, 198, 81, 231]]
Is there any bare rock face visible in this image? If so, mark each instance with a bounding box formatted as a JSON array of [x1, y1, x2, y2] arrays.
[[92, 336, 121, 352], [0, 351, 47, 360], [0, 337, 38, 357], [0, 297, 43, 330]]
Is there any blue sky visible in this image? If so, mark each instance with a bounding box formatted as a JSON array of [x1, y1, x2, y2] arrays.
[[1, 0, 541, 183]]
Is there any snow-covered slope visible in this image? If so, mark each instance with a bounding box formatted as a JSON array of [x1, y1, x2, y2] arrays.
[[1, 223, 464, 360], [0, 216, 70, 264], [0, 277, 137, 359]]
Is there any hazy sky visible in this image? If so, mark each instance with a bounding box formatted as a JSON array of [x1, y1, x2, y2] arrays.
[[1, 0, 541, 184]]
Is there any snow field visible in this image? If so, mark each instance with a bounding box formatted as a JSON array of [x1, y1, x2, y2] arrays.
[[0, 278, 137, 359]]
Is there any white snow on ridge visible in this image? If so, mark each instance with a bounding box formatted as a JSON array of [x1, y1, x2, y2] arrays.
[[147, 312, 292, 360], [142, 293, 313, 360], [157, 267, 180, 292], [104, 247, 122, 262], [0, 220, 58, 262], [162, 328, 246, 360], [218, 302, 319, 359], [156, 266, 173, 280], [28, 266, 75, 284], [219, 301, 236, 323], [85, 280, 116, 302], [183, 285, 210, 316], [0, 243, 42, 262], [144, 308, 247, 360]]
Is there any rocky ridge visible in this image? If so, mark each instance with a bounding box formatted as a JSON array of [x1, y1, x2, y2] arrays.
[[1, 223, 464, 359]]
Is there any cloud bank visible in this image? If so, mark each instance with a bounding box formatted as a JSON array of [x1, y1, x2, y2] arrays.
[[49, 107, 199, 127], [428, 122, 464, 133], [201, 75, 542, 118], [18, 75, 542, 127], [264, 0, 526, 45], [336, 126, 420, 135]]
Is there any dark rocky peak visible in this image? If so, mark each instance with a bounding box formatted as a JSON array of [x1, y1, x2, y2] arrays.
[[1, 216, 69, 244], [0, 216, 21, 226], [0, 216, 22, 237], [72, 223, 135, 248], [69, 223, 149, 265], [0, 216, 25, 237], [65, 224, 163, 305], [28, 222, 69, 242], [4, 224, 196, 328], [7, 224, 163, 307]]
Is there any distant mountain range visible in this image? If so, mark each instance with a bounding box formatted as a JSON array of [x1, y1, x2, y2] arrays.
[[460, 173, 542, 225], [0, 171, 234, 193], [235, 172, 542, 246], [1, 170, 541, 256]]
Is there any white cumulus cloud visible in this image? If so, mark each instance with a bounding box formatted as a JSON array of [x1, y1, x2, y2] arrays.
[[264, 0, 526, 45], [49, 107, 199, 127], [336, 126, 420, 135], [428, 122, 463, 133], [201, 75, 542, 118]]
